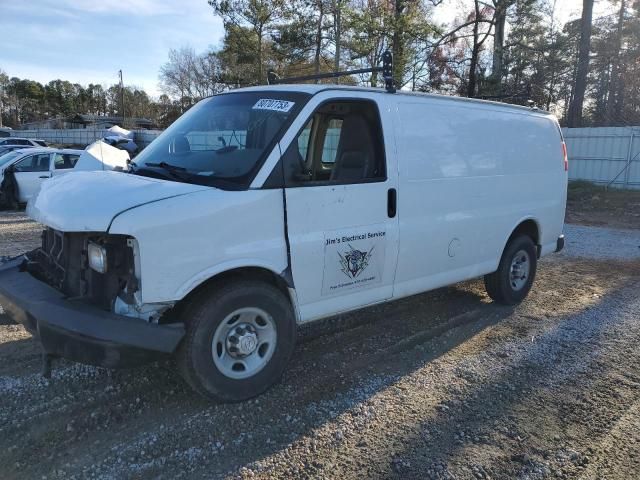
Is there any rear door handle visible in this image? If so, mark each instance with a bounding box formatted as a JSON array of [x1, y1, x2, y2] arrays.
[[39, 175, 50, 178], [387, 188, 397, 218]]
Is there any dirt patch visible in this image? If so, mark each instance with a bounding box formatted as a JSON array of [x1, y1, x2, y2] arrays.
[[0, 211, 41, 258], [566, 180, 640, 230], [1, 222, 640, 478]]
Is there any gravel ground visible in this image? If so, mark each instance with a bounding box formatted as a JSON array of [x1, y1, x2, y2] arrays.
[[0, 211, 41, 259], [561, 224, 640, 260], [0, 212, 639, 479]]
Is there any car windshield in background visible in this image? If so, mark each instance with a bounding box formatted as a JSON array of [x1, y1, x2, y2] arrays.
[[131, 91, 310, 189]]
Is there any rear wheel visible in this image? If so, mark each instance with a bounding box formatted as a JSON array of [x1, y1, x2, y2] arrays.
[[177, 280, 296, 402], [484, 235, 537, 305]]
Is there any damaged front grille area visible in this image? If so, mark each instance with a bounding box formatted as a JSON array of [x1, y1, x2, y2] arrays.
[[35, 228, 67, 290], [27, 228, 139, 311]]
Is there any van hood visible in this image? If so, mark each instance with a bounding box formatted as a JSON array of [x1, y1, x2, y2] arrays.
[[27, 171, 210, 232]]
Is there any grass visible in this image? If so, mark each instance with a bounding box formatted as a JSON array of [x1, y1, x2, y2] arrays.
[[566, 180, 640, 229]]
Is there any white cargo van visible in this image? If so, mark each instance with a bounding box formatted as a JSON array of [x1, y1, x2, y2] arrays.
[[0, 85, 567, 401]]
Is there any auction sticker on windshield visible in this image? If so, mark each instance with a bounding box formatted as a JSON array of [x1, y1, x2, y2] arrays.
[[252, 99, 295, 112]]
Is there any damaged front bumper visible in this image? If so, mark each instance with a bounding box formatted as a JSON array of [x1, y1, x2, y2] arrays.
[[0, 257, 185, 368]]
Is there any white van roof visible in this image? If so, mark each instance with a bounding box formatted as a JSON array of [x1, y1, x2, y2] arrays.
[[230, 84, 553, 116]]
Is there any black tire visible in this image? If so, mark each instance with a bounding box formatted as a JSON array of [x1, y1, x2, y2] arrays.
[[484, 235, 537, 305], [177, 280, 296, 402]]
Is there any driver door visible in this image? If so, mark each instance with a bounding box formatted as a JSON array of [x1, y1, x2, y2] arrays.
[[13, 152, 52, 202], [281, 96, 399, 322]]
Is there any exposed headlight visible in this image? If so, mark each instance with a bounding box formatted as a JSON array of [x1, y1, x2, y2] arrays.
[[87, 242, 107, 273]]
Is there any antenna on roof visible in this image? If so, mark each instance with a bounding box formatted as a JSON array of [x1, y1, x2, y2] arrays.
[[267, 50, 396, 94]]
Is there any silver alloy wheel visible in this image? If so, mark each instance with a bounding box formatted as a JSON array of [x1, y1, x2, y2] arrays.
[[211, 307, 277, 380], [509, 249, 531, 291]]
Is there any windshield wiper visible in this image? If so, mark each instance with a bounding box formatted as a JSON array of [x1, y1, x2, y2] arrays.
[[140, 161, 191, 182], [145, 161, 187, 171]]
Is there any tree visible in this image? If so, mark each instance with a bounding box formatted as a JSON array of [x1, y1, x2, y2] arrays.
[[487, 0, 516, 94], [567, 0, 594, 127], [0, 69, 8, 128], [159, 47, 225, 111], [604, 0, 627, 125], [208, 0, 287, 84], [465, 0, 495, 97]]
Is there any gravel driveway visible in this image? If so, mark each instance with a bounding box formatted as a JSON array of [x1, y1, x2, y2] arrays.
[[0, 213, 639, 479], [561, 224, 640, 260]]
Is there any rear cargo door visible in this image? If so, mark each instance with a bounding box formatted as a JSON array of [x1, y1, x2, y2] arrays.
[[280, 94, 399, 322]]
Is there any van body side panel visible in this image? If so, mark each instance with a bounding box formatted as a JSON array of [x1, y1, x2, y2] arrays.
[[392, 99, 565, 299], [108, 188, 289, 304]]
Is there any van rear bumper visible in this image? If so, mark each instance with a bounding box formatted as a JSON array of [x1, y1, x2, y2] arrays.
[[0, 258, 185, 368], [555, 234, 565, 253]]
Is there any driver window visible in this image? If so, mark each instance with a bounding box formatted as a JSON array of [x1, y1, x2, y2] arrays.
[[14, 154, 50, 172], [320, 119, 342, 164], [297, 120, 313, 161], [284, 100, 386, 186]]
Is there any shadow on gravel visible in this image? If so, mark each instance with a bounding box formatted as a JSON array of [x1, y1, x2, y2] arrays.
[[374, 284, 639, 479], [0, 282, 511, 479], [5, 265, 632, 479]]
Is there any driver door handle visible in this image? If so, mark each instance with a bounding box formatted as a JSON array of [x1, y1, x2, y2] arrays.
[[39, 175, 51, 178], [387, 188, 397, 218]]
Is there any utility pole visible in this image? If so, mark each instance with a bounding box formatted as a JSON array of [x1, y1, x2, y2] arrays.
[[118, 69, 125, 127]]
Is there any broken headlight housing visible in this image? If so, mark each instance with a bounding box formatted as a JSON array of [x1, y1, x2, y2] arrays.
[[87, 242, 108, 274]]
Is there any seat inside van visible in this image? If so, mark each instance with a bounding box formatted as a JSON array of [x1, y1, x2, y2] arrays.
[[331, 114, 376, 181], [288, 100, 385, 185]]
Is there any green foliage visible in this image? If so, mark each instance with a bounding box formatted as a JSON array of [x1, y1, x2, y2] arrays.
[[4, 0, 640, 130]]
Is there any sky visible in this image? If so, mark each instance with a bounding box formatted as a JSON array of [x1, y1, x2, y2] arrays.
[[0, 0, 225, 95], [0, 0, 614, 97]]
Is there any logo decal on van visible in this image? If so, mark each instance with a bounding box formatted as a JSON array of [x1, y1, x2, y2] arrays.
[[321, 226, 386, 296], [338, 245, 374, 279]]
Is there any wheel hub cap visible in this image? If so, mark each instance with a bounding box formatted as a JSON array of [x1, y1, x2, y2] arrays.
[[509, 249, 530, 291], [227, 324, 259, 357], [211, 307, 277, 380]]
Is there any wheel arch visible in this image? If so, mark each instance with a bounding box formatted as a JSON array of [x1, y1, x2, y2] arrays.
[[172, 264, 299, 323], [504, 218, 541, 258]]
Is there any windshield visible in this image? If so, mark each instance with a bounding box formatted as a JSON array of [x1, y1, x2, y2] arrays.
[[132, 91, 310, 189], [0, 151, 21, 169]]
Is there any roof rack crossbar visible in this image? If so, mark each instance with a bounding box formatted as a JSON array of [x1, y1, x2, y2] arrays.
[[267, 50, 396, 94]]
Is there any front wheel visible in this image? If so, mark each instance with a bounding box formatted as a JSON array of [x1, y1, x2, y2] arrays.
[[484, 235, 537, 305], [177, 280, 296, 402]]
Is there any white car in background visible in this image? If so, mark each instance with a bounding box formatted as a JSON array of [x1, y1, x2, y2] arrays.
[[0, 137, 48, 147], [0, 141, 130, 205], [0, 148, 83, 203]]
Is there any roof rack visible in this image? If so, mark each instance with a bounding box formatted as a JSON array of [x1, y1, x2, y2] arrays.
[[267, 50, 396, 94]]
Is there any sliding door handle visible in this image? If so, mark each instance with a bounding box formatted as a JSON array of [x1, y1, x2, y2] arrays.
[[387, 188, 397, 218]]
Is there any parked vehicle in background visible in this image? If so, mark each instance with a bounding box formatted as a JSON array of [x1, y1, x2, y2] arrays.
[[0, 137, 48, 147], [0, 85, 567, 402], [102, 125, 138, 157], [103, 135, 138, 156], [74, 140, 130, 171], [0, 127, 12, 138], [0, 148, 83, 205], [0, 144, 38, 156]]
